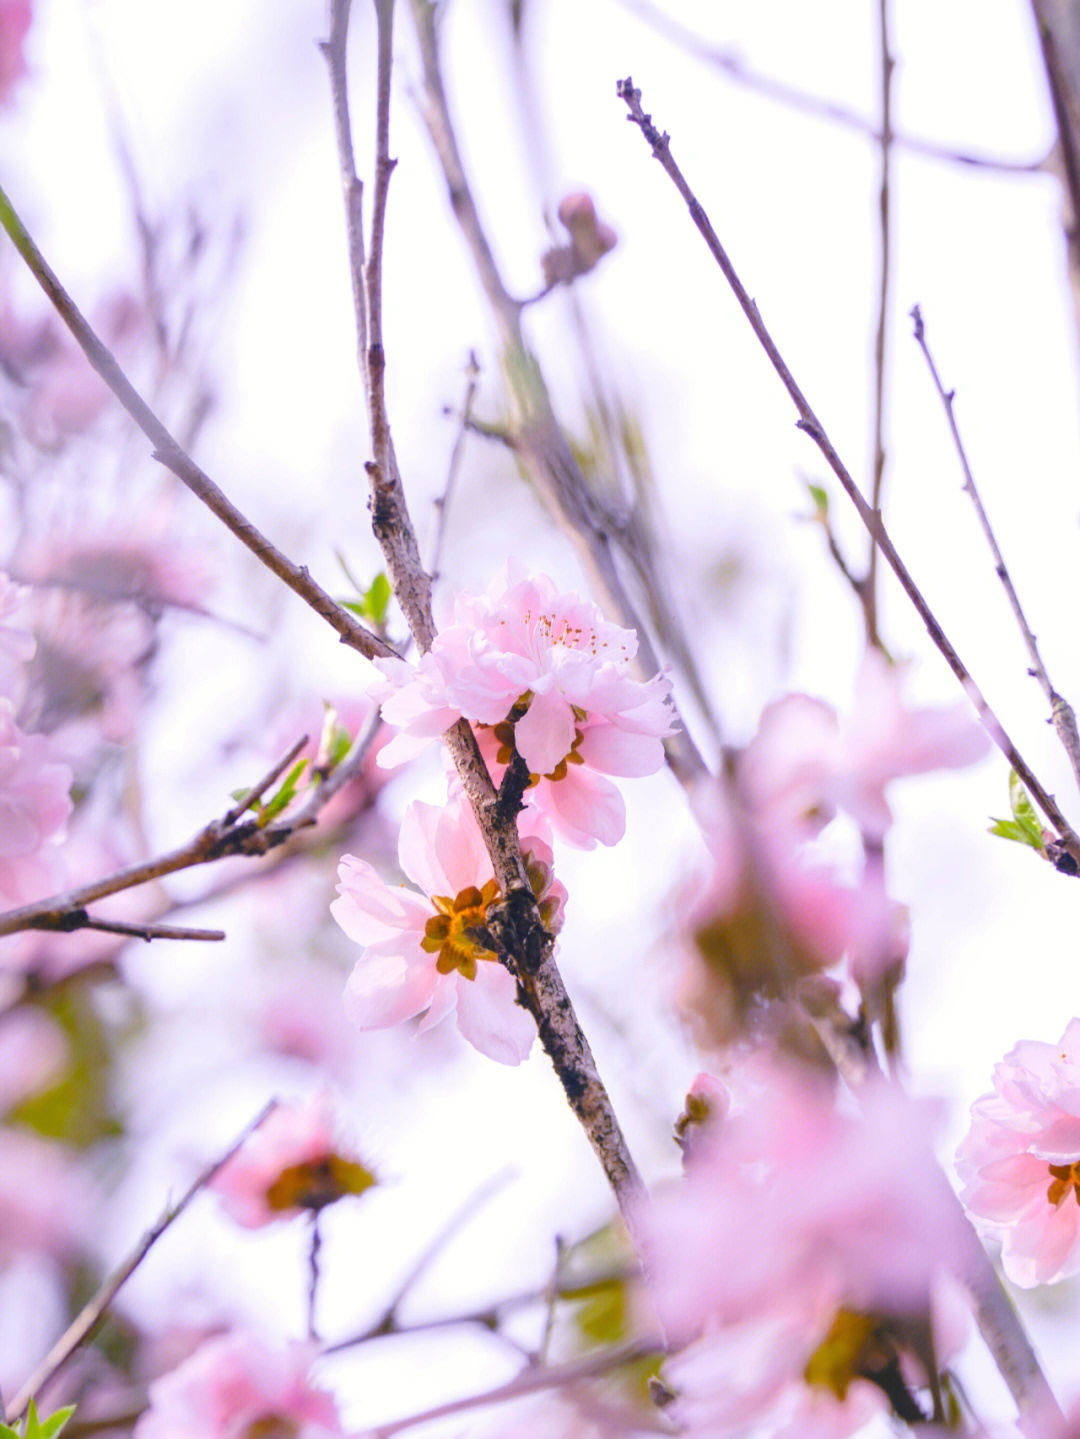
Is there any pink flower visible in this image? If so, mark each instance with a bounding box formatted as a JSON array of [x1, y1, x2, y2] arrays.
[[135, 1332, 344, 1439], [647, 1063, 965, 1339], [210, 1093, 375, 1229], [0, 1126, 95, 1263], [0, 0, 32, 105], [373, 565, 674, 847], [956, 1019, 1080, 1287], [332, 797, 566, 1064], [0, 698, 72, 906], [742, 652, 989, 843]]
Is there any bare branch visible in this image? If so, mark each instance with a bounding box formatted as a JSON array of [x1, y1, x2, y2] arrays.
[[5, 1100, 279, 1422], [911, 304, 1080, 796], [0, 181, 395, 664], [616, 77, 1080, 872], [429, 349, 480, 581]]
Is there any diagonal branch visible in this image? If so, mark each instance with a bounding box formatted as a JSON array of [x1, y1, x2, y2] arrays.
[[0, 181, 394, 664], [616, 76, 1080, 872], [5, 1100, 279, 1422]]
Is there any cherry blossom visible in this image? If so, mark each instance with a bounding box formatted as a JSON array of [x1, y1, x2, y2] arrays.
[[373, 565, 674, 847], [956, 1019, 1080, 1287], [135, 1332, 345, 1439], [644, 1061, 965, 1430], [332, 797, 566, 1064], [210, 1092, 375, 1229], [0, 698, 72, 907]]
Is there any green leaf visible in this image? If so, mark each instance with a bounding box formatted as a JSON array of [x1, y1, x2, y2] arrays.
[[364, 572, 392, 626], [1009, 770, 1045, 847], [0, 1400, 77, 1439], [989, 819, 1027, 843], [258, 758, 309, 824], [806, 482, 829, 514]]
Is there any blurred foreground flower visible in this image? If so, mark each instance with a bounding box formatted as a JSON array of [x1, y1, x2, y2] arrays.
[[0, 0, 32, 105], [956, 1018, 1080, 1287], [135, 1332, 344, 1439], [332, 797, 565, 1063], [211, 1092, 375, 1229], [374, 564, 674, 847], [645, 1062, 966, 1433]]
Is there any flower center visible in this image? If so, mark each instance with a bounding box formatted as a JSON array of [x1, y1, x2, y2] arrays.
[[803, 1310, 879, 1400], [489, 695, 588, 784], [265, 1154, 377, 1213], [422, 879, 502, 980], [1047, 1161, 1080, 1207]]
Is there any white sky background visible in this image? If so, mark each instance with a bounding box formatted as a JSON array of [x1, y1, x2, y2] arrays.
[[8, 0, 1080, 1426]]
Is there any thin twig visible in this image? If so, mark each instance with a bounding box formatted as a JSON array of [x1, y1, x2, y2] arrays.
[[0, 181, 395, 664], [24, 913, 225, 943], [864, 0, 894, 647], [0, 736, 323, 938], [616, 77, 1080, 871], [5, 1100, 279, 1422], [911, 304, 1080, 795], [308, 1214, 322, 1342], [429, 349, 480, 581], [366, 1340, 663, 1438], [614, 0, 1045, 176], [323, 1, 648, 1234]]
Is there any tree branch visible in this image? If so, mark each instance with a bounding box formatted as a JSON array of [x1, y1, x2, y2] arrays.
[[5, 1100, 279, 1422], [616, 76, 1080, 871]]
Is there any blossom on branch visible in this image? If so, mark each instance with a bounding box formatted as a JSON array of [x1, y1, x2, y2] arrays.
[[210, 1092, 376, 1229], [332, 797, 566, 1064], [956, 1019, 1080, 1287], [135, 1332, 345, 1439], [374, 565, 674, 847]]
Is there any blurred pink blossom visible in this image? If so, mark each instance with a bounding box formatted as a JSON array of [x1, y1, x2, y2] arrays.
[[211, 1092, 375, 1228], [0, 1007, 68, 1112], [0, 0, 31, 104], [956, 1018, 1080, 1287], [135, 1332, 344, 1439], [647, 1062, 965, 1338], [373, 564, 674, 847], [0, 698, 72, 906], [0, 1126, 94, 1263], [332, 796, 565, 1064]]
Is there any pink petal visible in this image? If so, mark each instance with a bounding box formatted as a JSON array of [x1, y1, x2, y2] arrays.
[[454, 964, 535, 1064]]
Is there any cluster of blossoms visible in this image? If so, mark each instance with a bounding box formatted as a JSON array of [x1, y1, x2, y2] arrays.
[[646, 1061, 969, 1436], [332, 566, 672, 1063], [957, 1018, 1080, 1288], [677, 652, 988, 1043]]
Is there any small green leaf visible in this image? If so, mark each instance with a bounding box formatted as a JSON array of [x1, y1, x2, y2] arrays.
[[35, 1403, 77, 1439], [989, 819, 1027, 843], [806, 482, 829, 515], [258, 758, 309, 824], [364, 572, 392, 626], [1008, 770, 1045, 847], [2, 1400, 77, 1439]]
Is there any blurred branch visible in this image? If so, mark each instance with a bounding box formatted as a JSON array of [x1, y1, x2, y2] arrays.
[[407, 0, 711, 786], [5, 1100, 279, 1423], [911, 304, 1080, 795], [0, 181, 395, 664], [864, 0, 894, 648], [616, 77, 1080, 874], [616, 0, 1045, 175], [322, 0, 648, 1235], [1030, 0, 1080, 344], [429, 349, 480, 580]]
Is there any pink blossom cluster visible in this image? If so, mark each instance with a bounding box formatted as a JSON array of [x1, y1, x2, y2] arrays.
[[956, 1018, 1080, 1287], [373, 564, 674, 848], [677, 653, 988, 1035], [135, 1332, 345, 1439], [333, 797, 566, 1064], [645, 1061, 968, 1435], [0, 0, 32, 105]]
